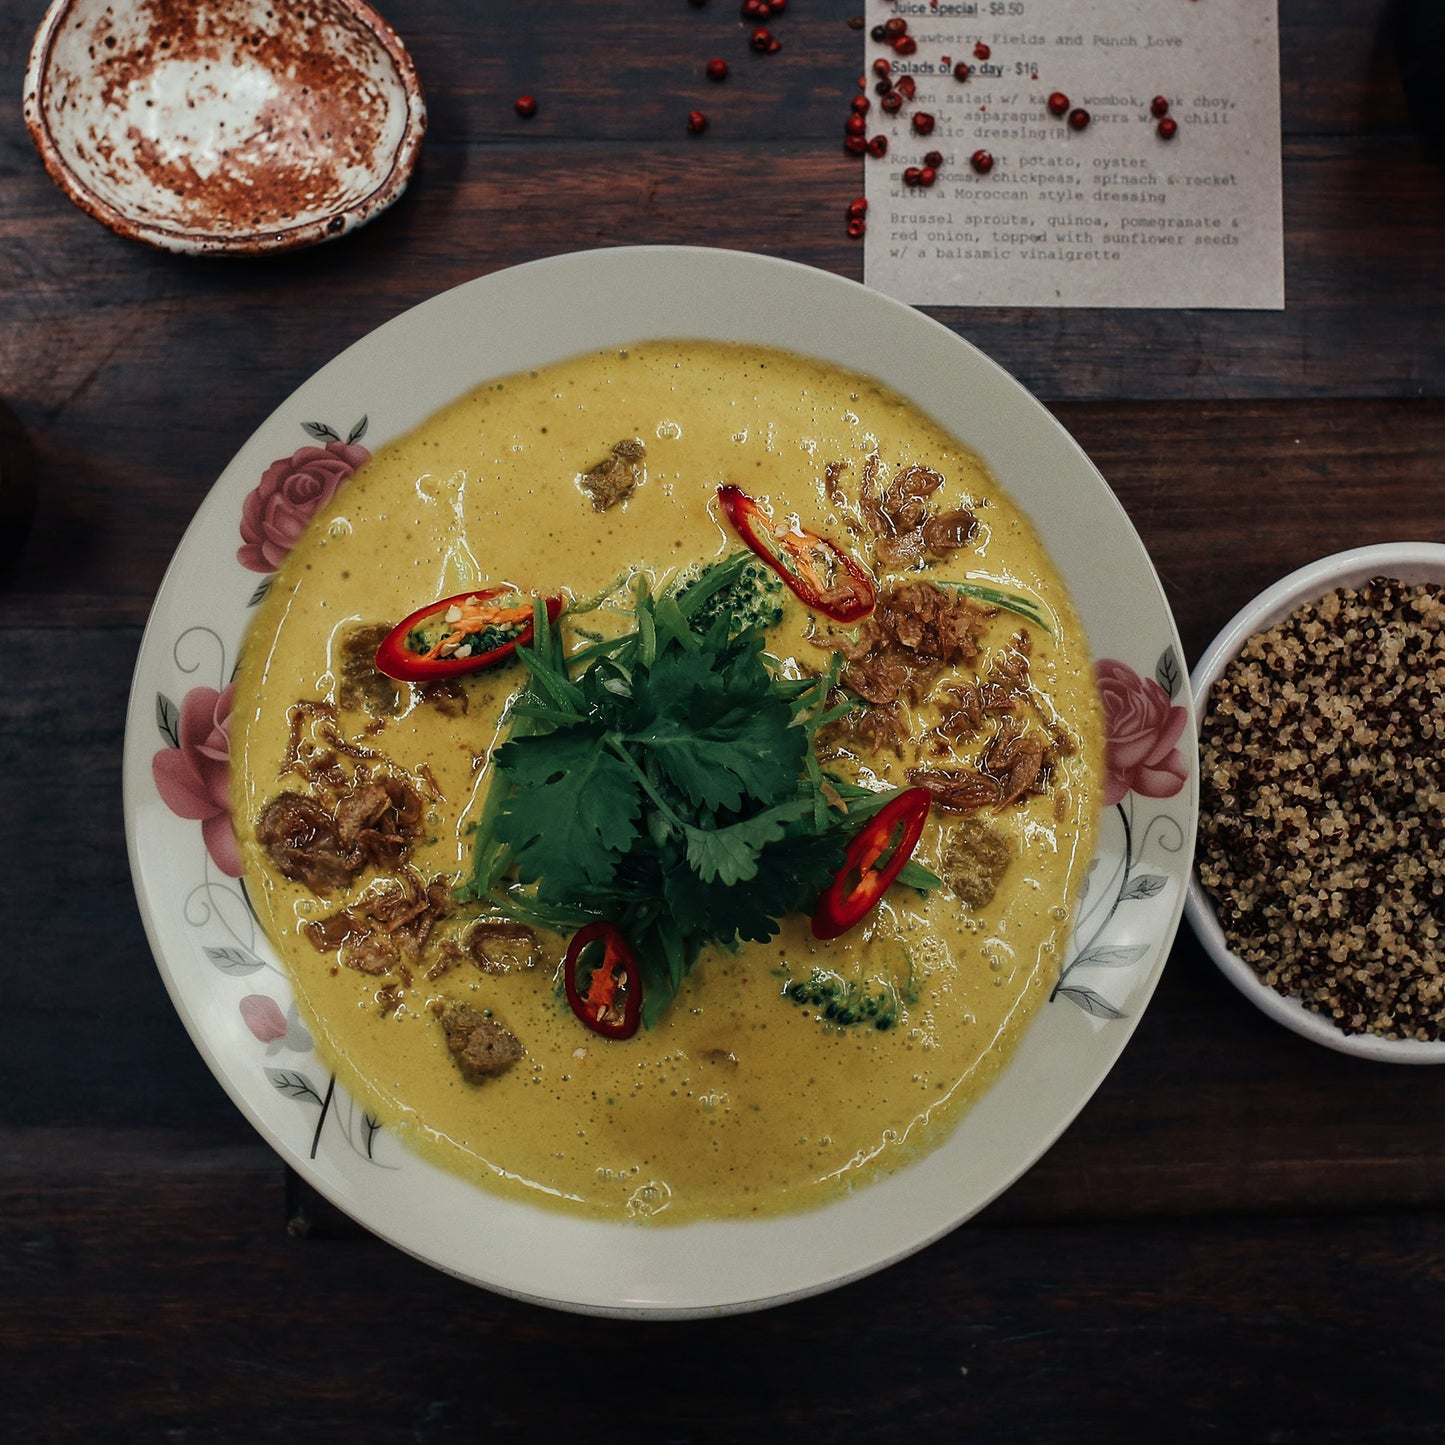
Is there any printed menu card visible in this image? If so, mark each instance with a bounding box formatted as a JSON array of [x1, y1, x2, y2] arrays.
[[862, 0, 1283, 308]]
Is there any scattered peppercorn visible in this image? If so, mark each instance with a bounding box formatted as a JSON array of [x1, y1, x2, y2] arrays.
[[953, 61, 971, 81], [881, 90, 903, 113], [687, 109, 709, 134], [1158, 116, 1178, 139], [1150, 94, 1171, 117], [844, 133, 867, 155], [1068, 107, 1091, 131], [706, 56, 728, 81], [1047, 90, 1069, 116], [872, 57, 891, 77], [851, 94, 871, 115], [911, 110, 936, 135], [895, 74, 917, 100], [846, 113, 867, 137], [923, 149, 943, 168], [970, 148, 994, 173], [903, 165, 922, 185], [847, 217, 866, 238], [750, 26, 779, 52], [884, 16, 908, 39], [893, 35, 917, 56], [918, 165, 937, 186], [514, 94, 537, 118], [973, 41, 991, 60], [867, 133, 888, 157]]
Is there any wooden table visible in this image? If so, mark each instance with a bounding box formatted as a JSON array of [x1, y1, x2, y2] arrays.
[[3, 2, 1442, 1439]]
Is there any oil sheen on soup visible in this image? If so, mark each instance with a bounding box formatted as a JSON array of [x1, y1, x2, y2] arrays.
[[231, 340, 1103, 1223]]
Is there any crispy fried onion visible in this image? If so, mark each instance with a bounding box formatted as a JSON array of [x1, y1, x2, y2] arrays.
[[911, 714, 1049, 813], [856, 454, 978, 568], [302, 867, 451, 978], [826, 579, 993, 706], [256, 774, 424, 896]]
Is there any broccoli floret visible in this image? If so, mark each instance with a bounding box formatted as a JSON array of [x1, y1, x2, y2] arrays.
[[673, 551, 786, 637], [782, 968, 901, 1031]]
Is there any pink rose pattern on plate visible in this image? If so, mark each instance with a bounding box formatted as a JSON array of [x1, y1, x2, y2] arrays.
[[237, 419, 369, 574], [152, 680, 241, 877], [1097, 657, 1190, 808], [152, 420, 384, 1163], [1051, 649, 1192, 1021]]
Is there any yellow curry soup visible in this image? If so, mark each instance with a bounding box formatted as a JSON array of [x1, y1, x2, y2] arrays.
[[231, 340, 1103, 1222]]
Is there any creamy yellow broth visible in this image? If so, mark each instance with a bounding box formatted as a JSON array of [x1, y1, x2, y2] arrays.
[[232, 341, 1102, 1222]]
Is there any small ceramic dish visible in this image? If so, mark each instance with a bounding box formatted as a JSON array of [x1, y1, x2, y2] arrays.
[[1185, 542, 1445, 1063], [23, 0, 426, 255]]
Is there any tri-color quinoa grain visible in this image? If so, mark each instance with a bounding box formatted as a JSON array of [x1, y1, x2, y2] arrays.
[[1196, 577, 1444, 1041]]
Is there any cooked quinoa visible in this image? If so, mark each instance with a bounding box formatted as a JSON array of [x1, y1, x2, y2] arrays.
[[1196, 576, 1444, 1041]]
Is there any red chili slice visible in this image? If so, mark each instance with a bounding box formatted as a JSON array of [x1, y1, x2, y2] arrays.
[[717, 484, 876, 623], [811, 787, 931, 940], [562, 921, 643, 1040], [374, 588, 563, 682]]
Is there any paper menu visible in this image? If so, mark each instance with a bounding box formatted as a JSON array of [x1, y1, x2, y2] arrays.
[[861, 0, 1283, 309]]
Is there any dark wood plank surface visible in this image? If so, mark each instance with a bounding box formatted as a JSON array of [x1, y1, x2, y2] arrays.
[[3, 2, 1443, 1440]]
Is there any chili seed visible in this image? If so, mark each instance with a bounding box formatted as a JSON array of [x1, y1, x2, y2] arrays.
[[1047, 90, 1069, 116], [687, 109, 709, 134], [706, 57, 729, 81], [867, 133, 888, 157], [1068, 107, 1091, 130], [970, 148, 994, 173], [911, 110, 936, 135], [1158, 116, 1179, 139], [1150, 94, 1171, 117]]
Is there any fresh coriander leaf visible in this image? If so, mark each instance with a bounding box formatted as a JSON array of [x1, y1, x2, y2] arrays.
[[493, 729, 641, 896], [627, 645, 805, 811], [682, 798, 814, 886]]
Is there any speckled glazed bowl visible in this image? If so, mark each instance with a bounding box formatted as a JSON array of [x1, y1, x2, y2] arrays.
[[1186, 542, 1445, 1064], [23, 0, 426, 255]]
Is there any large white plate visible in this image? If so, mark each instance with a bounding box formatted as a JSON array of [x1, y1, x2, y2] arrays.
[[123, 247, 1197, 1317]]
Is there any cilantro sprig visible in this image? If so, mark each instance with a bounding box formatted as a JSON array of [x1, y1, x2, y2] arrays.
[[460, 552, 935, 1027]]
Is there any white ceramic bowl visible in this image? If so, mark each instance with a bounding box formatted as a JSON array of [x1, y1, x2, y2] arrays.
[[124, 247, 1197, 1315], [23, 0, 425, 255], [1185, 542, 1445, 1064]]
